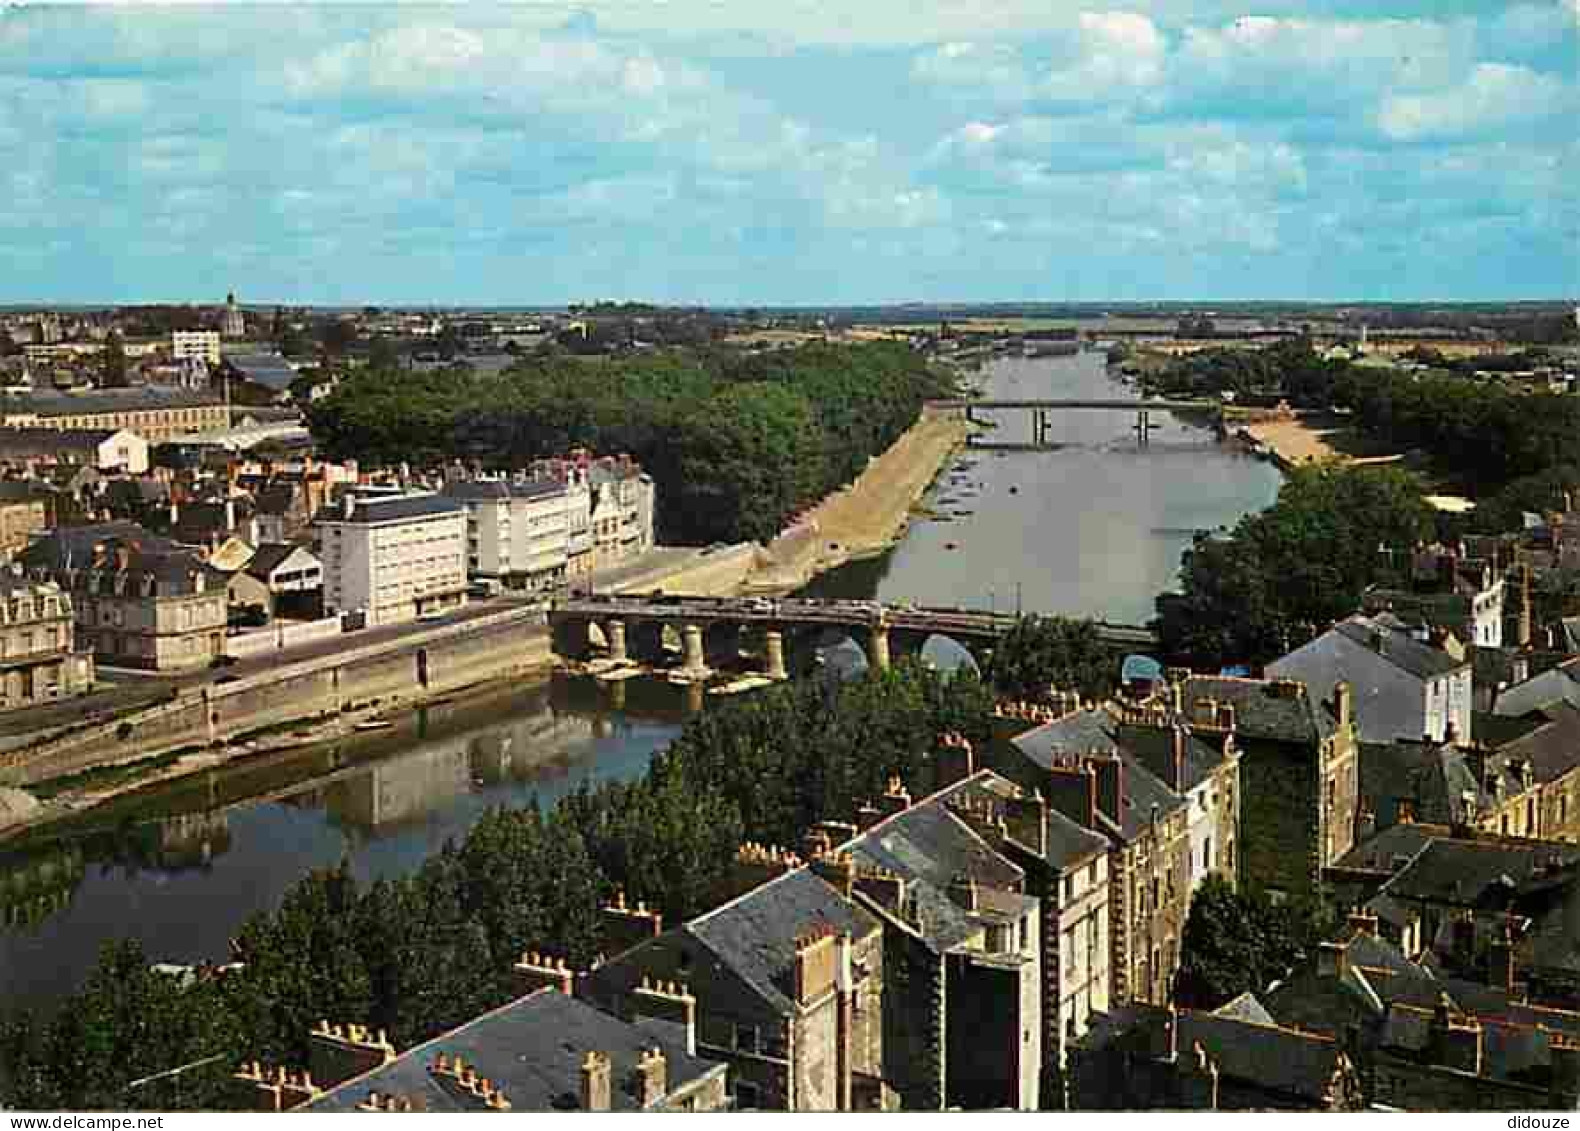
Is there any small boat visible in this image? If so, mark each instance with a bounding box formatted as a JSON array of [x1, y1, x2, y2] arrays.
[[354, 719, 392, 732], [1008, 486, 1019, 495], [944, 542, 959, 550]]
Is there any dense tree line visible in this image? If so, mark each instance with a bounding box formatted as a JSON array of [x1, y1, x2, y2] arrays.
[[1155, 463, 1434, 670], [1155, 338, 1580, 493], [306, 342, 955, 544], [0, 661, 989, 1110], [987, 615, 1122, 701]]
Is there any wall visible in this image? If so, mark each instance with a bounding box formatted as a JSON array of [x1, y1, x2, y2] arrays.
[[224, 617, 343, 660], [0, 607, 552, 787], [608, 544, 760, 599]]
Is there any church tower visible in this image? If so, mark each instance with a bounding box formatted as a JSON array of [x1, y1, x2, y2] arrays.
[[222, 291, 245, 339]]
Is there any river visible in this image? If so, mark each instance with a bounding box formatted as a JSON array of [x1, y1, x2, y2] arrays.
[[0, 350, 1280, 1013]]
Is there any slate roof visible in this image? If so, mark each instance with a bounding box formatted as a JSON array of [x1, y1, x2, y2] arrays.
[[1493, 664, 1580, 718], [951, 770, 1109, 871], [1494, 701, 1580, 786], [685, 867, 880, 1015], [0, 389, 224, 416], [1334, 821, 1443, 874], [323, 493, 467, 525], [1180, 675, 1337, 744], [838, 779, 1033, 954], [1009, 707, 1192, 843], [304, 989, 723, 1113], [1077, 1003, 1351, 1106], [1379, 837, 1580, 909], [245, 542, 315, 581], [1213, 992, 1277, 1026], [224, 352, 297, 392], [445, 478, 567, 503], [1268, 615, 1466, 744]]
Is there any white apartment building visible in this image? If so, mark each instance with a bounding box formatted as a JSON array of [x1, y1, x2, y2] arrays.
[[171, 330, 221, 366], [316, 491, 468, 626], [443, 477, 574, 593]]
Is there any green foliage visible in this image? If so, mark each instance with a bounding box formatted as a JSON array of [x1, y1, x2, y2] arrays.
[[1156, 463, 1433, 669], [306, 342, 953, 544], [1175, 875, 1328, 1010], [0, 940, 247, 1110], [99, 333, 128, 388], [988, 615, 1121, 701], [1, 661, 988, 1110]]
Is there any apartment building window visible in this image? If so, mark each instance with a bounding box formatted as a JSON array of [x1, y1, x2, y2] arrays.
[[1063, 874, 1074, 901], [1202, 837, 1212, 872], [733, 1023, 759, 1054]]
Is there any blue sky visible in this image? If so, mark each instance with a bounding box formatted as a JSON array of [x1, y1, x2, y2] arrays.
[[1, 2, 1576, 305]]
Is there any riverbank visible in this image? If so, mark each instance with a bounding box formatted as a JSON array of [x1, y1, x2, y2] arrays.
[[1241, 412, 1405, 472], [745, 408, 971, 592]]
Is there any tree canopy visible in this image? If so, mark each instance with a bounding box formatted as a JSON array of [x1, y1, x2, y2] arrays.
[[306, 341, 954, 545], [1175, 875, 1328, 1010], [987, 615, 1121, 701]]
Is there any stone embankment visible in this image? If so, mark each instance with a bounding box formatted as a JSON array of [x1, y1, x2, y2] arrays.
[[745, 408, 971, 592]]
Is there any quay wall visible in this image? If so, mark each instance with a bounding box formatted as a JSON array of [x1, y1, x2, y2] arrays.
[[0, 608, 553, 788]]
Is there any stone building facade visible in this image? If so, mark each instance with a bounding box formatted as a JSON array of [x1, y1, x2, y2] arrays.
[[0, 574, 93, 710]]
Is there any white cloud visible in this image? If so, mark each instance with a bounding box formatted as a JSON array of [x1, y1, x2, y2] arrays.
[[1377, 62, 1575, 140]]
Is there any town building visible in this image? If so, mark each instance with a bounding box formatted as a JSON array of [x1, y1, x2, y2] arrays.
[[0, 428, 148, 474], [171, 330, 221, 366], [316, 491, 468, 626], [1357, 702, 1580, 844], [1166, 675, 1358, 901], [443, 476, 574, 593], [1002, 698, 1240, 1009], [928, 763, 1112, 1094], [289, 989, 728, 1113], [1067, 998, 1365, 1111], [522, 453, 653, 582], [0, 572, 94, 711], [1263, 913, 1580, 1111], [221, 292, 245, 340], [579, 864, 887, 1111], [827, 769, 1043, 1110], [0, 389, 229, 442], [20, 523, 228, 671], [1364, 542, 1508, 648], [230, 543, 323, 622], [0, 482, 48, 558], [1269, 613, 1473, 745]]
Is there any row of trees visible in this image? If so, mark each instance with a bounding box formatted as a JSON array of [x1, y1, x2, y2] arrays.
[[305, 342, 955, 544], [0, 660, 996, 1110], [1155, 463, 1435, 670]]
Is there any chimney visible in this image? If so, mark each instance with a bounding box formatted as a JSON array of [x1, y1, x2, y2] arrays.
[[579, 1050, 612, 1112], [878, 775, 911, 816], [308, 1021, 396, 1089], [721, 841, 801, 904], [1092, 754, 1124, 826], [634, 1048, 667, 1108], [935, 731, 975, 787], [1003, 786, 1048, 858], [1317, 940, 1349, 978], [631, 977, 696, 1056], [1171, 726, 1187, 792], [855, 801, 883, 832], [810, 848, 856, 899], [1043, 757, 1098, 830], [600, 890, 663, 959], [1346, 907, 1379, 938], [793, 925, 840, 1007], [1429, 994, 1483, 1076], [511, 950, 575, 997], [1333, 681, 1353, 732]]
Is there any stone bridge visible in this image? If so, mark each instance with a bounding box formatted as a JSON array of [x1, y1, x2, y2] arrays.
[[927, 397, 1224, 448], [548, 596, 1157, 682]]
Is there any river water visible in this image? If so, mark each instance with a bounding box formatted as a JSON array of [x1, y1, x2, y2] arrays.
[[0, 351, 1281, 1012]]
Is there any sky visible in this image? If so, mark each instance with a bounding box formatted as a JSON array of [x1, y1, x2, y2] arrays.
[[1, 1, 1576, 306]]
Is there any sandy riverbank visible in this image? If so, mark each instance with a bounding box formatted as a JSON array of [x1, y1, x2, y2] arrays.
[[746, 409, 971, 591], [1243, 414, 1403, 472]]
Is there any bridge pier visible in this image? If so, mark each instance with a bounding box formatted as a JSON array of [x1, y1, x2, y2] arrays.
[[684, 680, 705, 714], [606, 619, 628, 664], [765, 630, 788, 681], [868, 625, 891, 673], [680, 623, 711, 680], [608, 677, 627, 711]]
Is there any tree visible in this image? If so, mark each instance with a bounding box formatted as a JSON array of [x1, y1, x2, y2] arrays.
[[366, 336, 400, 372], [1155, 463, 1433, 669], [1175, 875, 1327, 1009], [435, 323, 465, 362], [988, 615, 1121, 701]]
